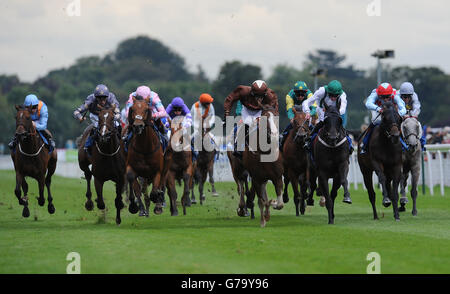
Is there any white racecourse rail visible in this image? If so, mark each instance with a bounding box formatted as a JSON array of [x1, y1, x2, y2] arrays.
[[1, 144, 449, 195]]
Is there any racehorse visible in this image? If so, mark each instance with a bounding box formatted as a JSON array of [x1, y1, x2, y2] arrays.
[[77, 106, 126, 224], [227, 150, 255, 218], [125, 99, 165, 217], [242, 104, 284, 227], [358, 101, 403, 221], [312, 105, 350, 224], [399, 116, 422, 216], [190, 127, 218, 205], [11, 105, 58, 218], [165, 117, 194, 215], [281, 107, 317, 216]]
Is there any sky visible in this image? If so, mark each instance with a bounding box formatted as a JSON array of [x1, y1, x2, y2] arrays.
[[1, 0, 449, 82]]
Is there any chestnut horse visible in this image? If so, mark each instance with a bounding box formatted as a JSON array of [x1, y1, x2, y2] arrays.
[[242, 105, 284, 227], [126, 99, 165, 216], [282, 107, 317, 216], [358, 101, 403, 221], [11, 105, 58, 218], [165, 118, 194, 215], [77, 106, 126, 224]]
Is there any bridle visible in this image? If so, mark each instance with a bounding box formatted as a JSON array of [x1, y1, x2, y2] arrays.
[[15, 110, 44, 157]]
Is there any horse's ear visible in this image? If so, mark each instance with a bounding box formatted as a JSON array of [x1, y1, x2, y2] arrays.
[[132, 96, 136, 103], [15, 105, 20, 111], [292, 107, 297, 115]]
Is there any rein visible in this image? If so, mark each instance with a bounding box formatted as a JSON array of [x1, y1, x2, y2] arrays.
[[18, 142, 45, 157], [95, 141, 121, 157]]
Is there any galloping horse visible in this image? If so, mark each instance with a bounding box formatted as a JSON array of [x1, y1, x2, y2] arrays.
[[242, 104, 284, 227], [282, 107, 317, 216], [77, 106, 126, 224], [399, 116, 422, 215], [11, 105, 58, 218], [190, 127, 218, 205], [126, 99, 165, 216], [312, 105, 350, 224], [165, 118, 194, 215], [358, 101, 403, 221]]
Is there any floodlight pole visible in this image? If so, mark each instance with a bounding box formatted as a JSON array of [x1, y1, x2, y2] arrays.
[[371, 50, 394, 86]]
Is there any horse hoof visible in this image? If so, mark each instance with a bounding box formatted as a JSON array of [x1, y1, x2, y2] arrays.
[[37, 197, 45, 207], [237, 208, 246, 217], [382, 202, 391, 208], [283, 195, 289, 203], [343, 197, 352, 204], [395, 218, 400, 222], [22, 207, 30, 218], [139, 211, 148, 217], [191, 199, 197, 204], [400, 197, 409, 204], [319, 197, 326, 207], [85, 200, 94, 211], [154, 207, 163, 215], [398, 206, 406, 212], [412, 210, 417, 216], [128, 204, 139, 214], [116, 218, 121, 225], [306, 199, 314, 206], [48, 204, 55, 214], [171, 211, 179, 216], [212, 192, 219, 197]]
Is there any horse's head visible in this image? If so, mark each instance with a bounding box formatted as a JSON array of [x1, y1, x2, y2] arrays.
[[381, 101, 401, 144], [129, 98, 152, 135], [322, 105, 343, 146], [401, 116, 422, 152], [15, 105, 35, 141], [97, 106, 116, 144], [292, 107, 309, 145]]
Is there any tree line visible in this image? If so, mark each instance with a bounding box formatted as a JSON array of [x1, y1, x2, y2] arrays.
[[1, 35, 449, 150]]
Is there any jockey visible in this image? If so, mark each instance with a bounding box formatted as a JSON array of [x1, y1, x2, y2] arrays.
[[123, 85, 168, 152], [9, 94, 56, 151], [360, 82, 407, 154], [302, 80, 353, 153], [166, 97, 192, 128], [397, 82, 421, 118], [280, 81, 316, 149], [190, 93, 216, 159], [73, 84, 121, 156], [223, 80, 279, 158], [396, 82, 426, 149]]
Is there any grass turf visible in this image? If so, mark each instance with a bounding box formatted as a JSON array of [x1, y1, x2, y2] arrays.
[[0, 170, 449, 274]]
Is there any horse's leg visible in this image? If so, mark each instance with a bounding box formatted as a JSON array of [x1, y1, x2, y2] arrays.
[[166, 172, 178, 216], [290, 170, 301, 216], [329, 177, 341, 223], [262, 182, 271, 223], [150, 172, 164, 215], [372, 161, 390, 207], [236, 181, 245, 217], [37, 174, 46, 207], [114, 179, 125, 225], [282, 174, 290, 203], [15, 172, 29, 217], [410, 163, 420, 216], [254, 181, 266, 227], [209, 165, 218, 196], [134, 179, 147, 217], [84, 167, 94, 211], [318, 173, 333, 224], [126, 166, 139, 214], [199, 170, 207, 205], [362, 170, 378, 220], [93, 177, 106, 210], [19, 176, 28, 205], [45, 156, 57, 214], [299, 173, 308, 215], [399, 169, 409, 212], [246, 183, 256, 219], [390, 170, 401, 221], [307, 169, 316, 206], [182, 171, 191, 215]]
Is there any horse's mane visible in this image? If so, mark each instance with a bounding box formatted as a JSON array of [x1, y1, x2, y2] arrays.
[[324, 105, 340, 118]]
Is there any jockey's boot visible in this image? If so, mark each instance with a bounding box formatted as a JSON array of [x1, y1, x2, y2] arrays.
[[8, 135, 17, 150], [190, 137, 198, 161], [233, 124, 247, 159], [42, 130, 56, 149], [359, 123, 374, 154], [84, 128, 97, 156]]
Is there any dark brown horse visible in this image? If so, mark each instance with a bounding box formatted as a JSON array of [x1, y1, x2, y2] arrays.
[[242, 106, 284, 227], [126, 99, 165, 216], [312, 105, 350, 224], [190, 128, 218, 205], [77, 106, 126, 224], [165, 118, 193, 215], [11, 105, 58, 218], [358, 101, 403, 221], [282, 107, 317, 216]]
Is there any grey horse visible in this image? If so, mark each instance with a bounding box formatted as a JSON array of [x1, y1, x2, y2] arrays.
[[399, 117, 423, 215]]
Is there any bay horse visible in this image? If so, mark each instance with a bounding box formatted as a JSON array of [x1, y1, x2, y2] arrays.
[[11, 105, 58, 218], [312, 105, 350, 224], [165, 117, 194, 215], [358, 101, 403, 221], [125, 99, 165, 217], [190, 127, 218, 205], [77, 106, 126, 224], [399, 116, 422, 216], [281, 107, 317, 216], [242, 104, 284, 227]]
